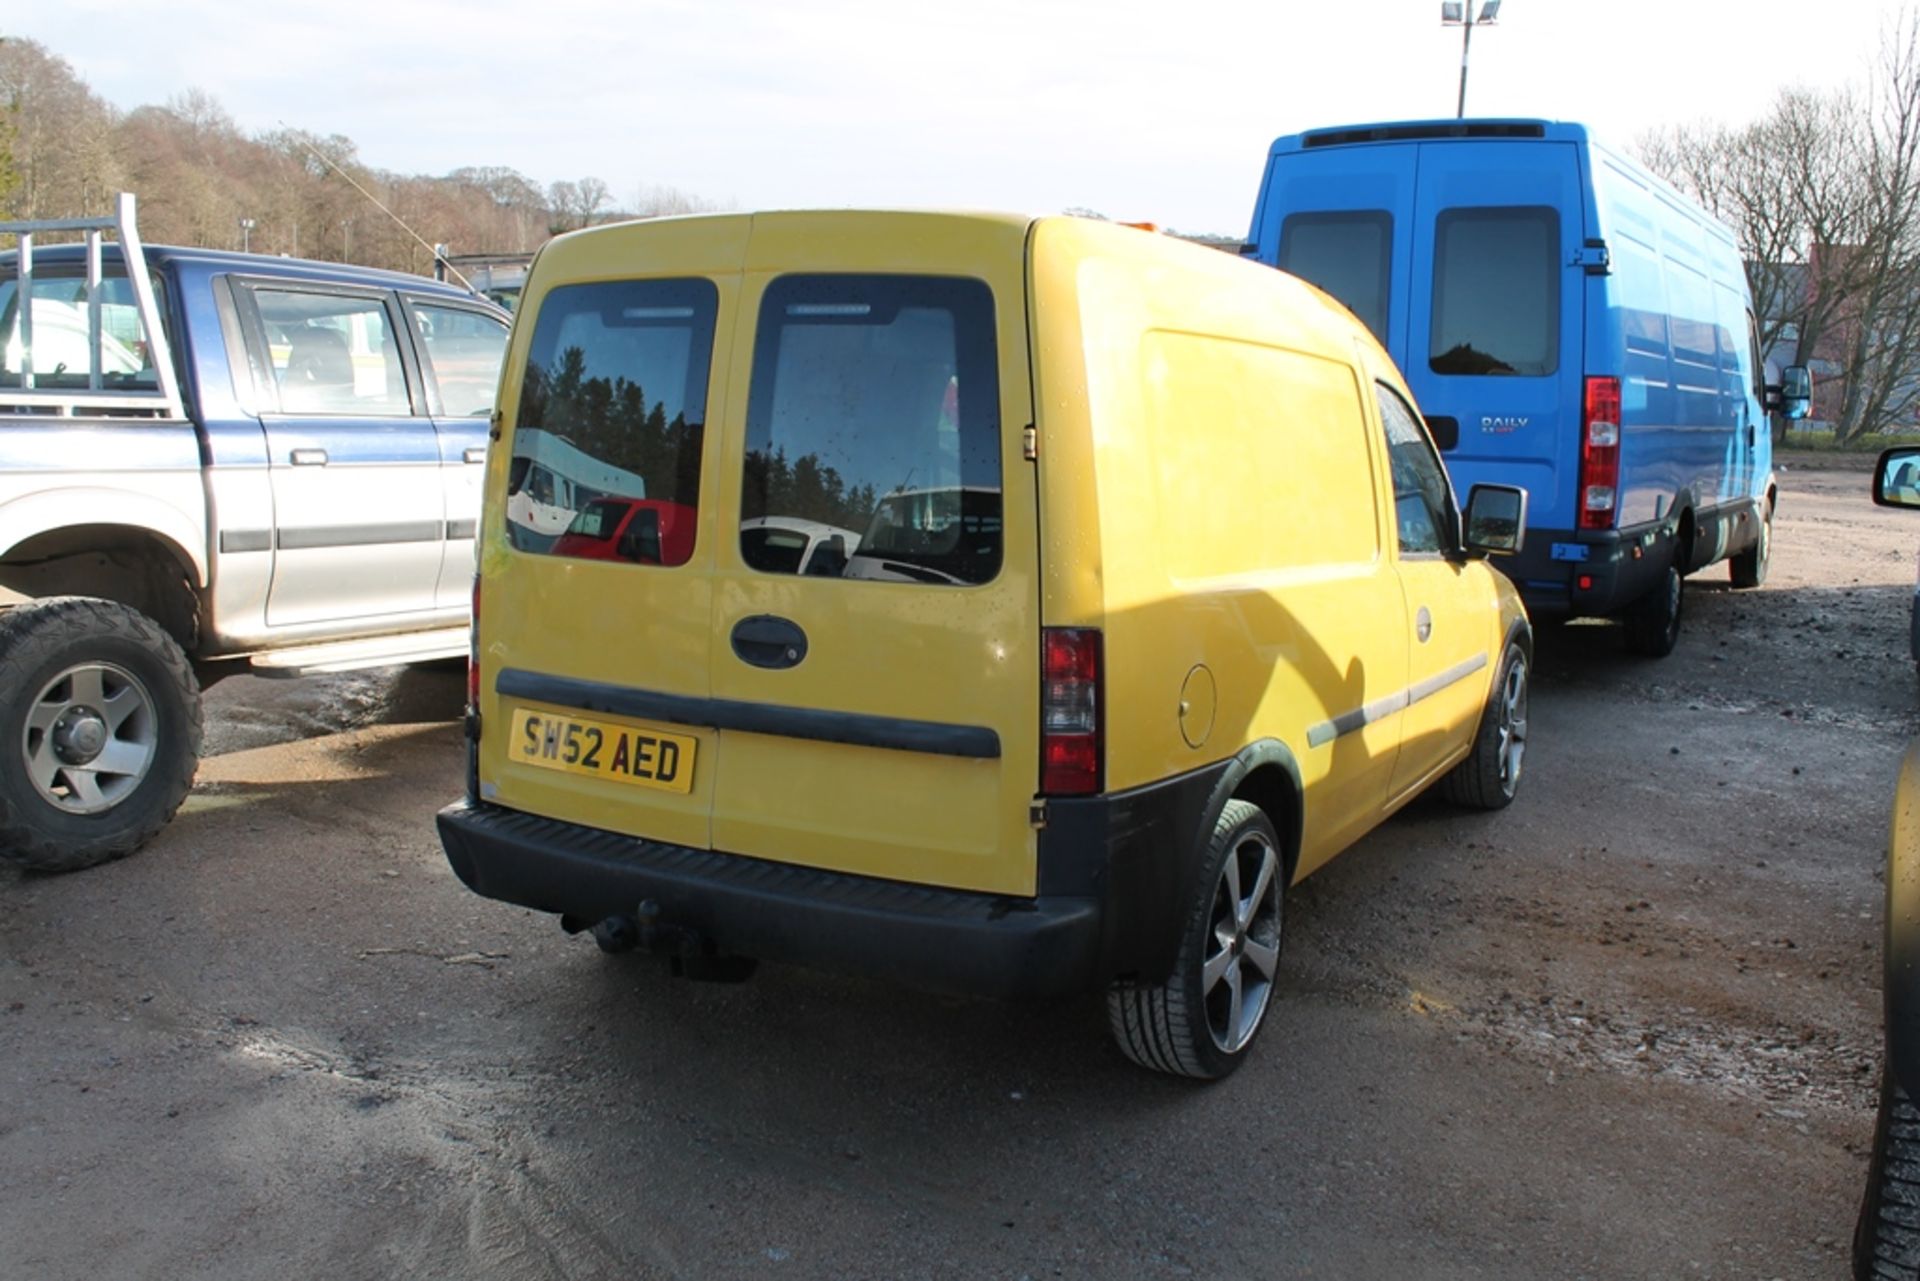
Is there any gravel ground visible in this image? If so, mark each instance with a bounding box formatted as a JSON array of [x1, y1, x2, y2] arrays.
[[0, 451, 1912, 1280]]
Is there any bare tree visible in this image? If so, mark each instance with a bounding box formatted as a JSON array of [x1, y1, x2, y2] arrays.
[[1640, 9, 1920, 441], [0, 34, 714, 276], [547, 176, 612, 233], [1833, 12, 1920, 437], [0, 37, 120, 220]]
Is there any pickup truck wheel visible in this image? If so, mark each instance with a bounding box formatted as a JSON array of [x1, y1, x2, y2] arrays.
[[1729, 504, 1771, 589], [0, 598, 202, 873], [1107, 799, 1284, 1080], [1625, 564, 1684, 658], [1439, 638, 1529, 810]]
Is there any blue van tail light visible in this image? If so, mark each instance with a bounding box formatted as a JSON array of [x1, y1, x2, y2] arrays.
[[1579, 376, 1622, 531], [1041, 628, 1103, 796]]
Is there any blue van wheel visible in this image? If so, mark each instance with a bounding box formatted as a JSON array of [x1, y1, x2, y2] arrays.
[[1625, 565, 1684, 658], [1730, 506, 1771, 589]]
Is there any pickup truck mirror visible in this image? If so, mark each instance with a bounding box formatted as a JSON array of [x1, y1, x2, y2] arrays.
[[1875, 446, 1920, 510], [1463, 484, 1528, 556], [1767, 364, 1812, 420]]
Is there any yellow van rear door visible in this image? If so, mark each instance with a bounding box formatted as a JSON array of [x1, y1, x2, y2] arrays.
[[706, 214, 1041, 897], [479, 218, 748, 853]]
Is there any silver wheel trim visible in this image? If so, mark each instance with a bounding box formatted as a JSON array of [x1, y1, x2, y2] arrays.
[[22, 661, 159, 815], [1200, 827, 1283, 1054], [1497, 656, 1528, 796]]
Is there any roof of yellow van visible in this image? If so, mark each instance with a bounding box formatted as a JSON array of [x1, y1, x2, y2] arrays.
[[525, 209, 1043, 291], [1029, 214, 1396, 373], [525, 210, 1400, 382]]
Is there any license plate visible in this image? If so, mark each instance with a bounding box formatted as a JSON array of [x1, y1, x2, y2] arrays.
[[508, 708, 696, 794]]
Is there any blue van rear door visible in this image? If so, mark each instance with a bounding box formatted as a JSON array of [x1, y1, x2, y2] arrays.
[[1405, 141, 1588, 534], [1258, 148, 1417, 360]]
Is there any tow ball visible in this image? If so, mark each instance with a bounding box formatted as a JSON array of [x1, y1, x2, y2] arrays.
[[562, 901, 759, 982]]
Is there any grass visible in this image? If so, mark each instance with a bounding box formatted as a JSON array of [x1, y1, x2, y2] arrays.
[[1780, 427, 1915, 453]]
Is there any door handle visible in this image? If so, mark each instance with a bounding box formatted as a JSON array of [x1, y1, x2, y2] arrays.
[[463, 446, 487, 464], [290, 448, 329, 466], [731, 615, 808, 670]]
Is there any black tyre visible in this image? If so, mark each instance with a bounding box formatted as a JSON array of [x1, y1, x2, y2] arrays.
[[1439, 638, 1529, 810], [1107, 799, 1284, 1080], [1625, 564, 1684, 657], [0, 597, 203, 873], [1854, 1067, 1920, 1279], [1729, 504, 1771, 589]]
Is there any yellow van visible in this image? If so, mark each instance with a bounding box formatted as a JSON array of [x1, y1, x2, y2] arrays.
[[437, 211, 1532, 1079]]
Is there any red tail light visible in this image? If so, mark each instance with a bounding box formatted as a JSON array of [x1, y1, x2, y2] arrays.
[[466, 575, 481, 713], [1041, 628, 1102, 796], [1578, 376, 1622, 531]]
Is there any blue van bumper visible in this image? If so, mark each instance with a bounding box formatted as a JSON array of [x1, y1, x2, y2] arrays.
[[437, 761, 1226, 1000], [1502, 523, 1674, 618]]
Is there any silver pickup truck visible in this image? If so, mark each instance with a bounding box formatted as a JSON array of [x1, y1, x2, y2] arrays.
[[1, 197, 510, 872]]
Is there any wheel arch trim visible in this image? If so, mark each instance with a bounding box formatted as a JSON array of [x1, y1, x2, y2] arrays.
[[0, 489, 209, 587]]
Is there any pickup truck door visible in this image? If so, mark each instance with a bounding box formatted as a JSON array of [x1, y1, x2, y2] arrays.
[[401, 296, 510, 608], [239, 282, 446, 626]]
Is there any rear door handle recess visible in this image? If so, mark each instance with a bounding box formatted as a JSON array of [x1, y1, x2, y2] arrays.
[[464, 447, 487, 464], [731, 615, 808, 670], [290, 448, 329, 466]]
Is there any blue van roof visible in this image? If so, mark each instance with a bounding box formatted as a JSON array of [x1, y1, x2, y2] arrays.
[[1269, 118, 1597, 154]]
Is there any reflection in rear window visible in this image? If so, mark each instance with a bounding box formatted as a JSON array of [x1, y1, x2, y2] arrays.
[[564, 499, 623, 541], [505, 278, 716, 564], [740, 275, 1002, 586], [1430, 206, 1558, 377], [1279, 210, 1391, 343]]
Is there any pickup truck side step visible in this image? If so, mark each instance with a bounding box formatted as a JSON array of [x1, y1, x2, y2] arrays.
[[247, 627, 469, 678]]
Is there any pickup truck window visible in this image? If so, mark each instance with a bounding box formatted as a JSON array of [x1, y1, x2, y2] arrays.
[[410, 302, 508, 417], [254, 289, 412, 415], [0, 273, 158, 390]]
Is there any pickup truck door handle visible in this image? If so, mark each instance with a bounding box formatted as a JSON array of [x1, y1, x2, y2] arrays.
[[463, 447, 487, 465], [731, 615, 808, 670], [289, 448, 329, 466]]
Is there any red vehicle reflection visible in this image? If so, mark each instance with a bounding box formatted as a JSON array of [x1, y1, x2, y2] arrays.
[[550, 498, 697, 566]]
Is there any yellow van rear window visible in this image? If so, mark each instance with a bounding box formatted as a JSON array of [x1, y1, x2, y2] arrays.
[[740, 275, 1003, 587], [505, 278, 716, 567]]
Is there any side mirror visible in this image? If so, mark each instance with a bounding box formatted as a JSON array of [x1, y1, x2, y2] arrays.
[[1463, 484, 1528, 556], [1875, 446, 1920, 510], [1767, 364, 1812, 421]]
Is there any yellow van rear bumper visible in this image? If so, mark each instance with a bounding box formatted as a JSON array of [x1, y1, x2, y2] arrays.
[[436, 800, 1108, 999]]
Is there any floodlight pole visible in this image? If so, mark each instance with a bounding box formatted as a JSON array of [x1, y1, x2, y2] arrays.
[[1447, 0, 1500, 118], [1457, 9, 1474, 118]]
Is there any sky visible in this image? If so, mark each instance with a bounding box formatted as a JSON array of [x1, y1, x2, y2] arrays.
[[12, 0, 1912, 235]]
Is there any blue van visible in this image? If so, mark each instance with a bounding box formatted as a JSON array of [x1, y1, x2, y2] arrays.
[[1246, 119, 1809, 654]]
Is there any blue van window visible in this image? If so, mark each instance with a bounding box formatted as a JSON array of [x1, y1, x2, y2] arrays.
[[741, 275, 1002, 587], [1278, 211, 1391, 343], [507, 278, 717, 566], [1429, 207, 1558, 377]]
